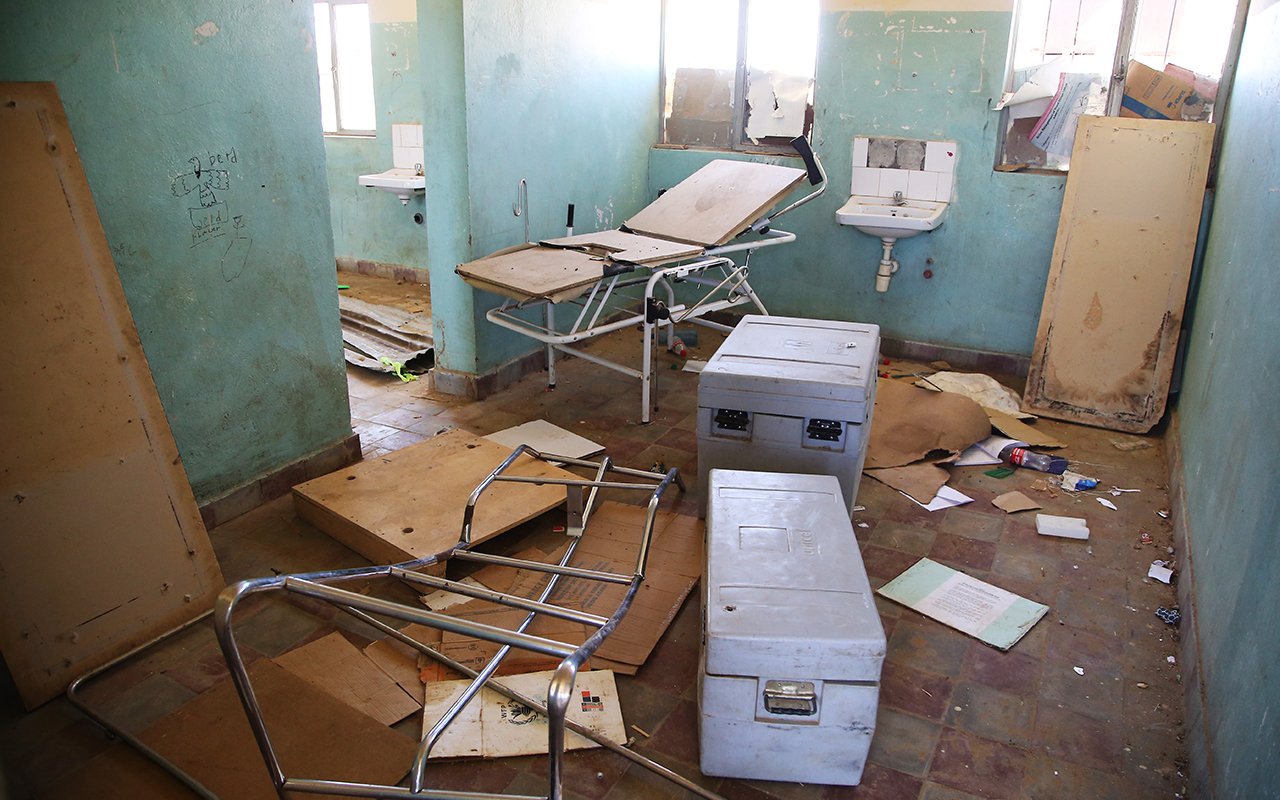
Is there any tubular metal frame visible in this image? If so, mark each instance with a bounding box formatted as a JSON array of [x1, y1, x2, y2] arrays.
[[204, 446, 723, 800]]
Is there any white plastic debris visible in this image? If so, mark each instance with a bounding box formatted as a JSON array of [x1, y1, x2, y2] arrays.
[[1110, 486, 1141, 496], [1148, 560, 1175, 584], [1073, 666, 1085, 676], [1036, 514, 1090, 540], [1097, 497, 1118, 510], [1061, 471, 1099, 492], [1167, 655, 1177, 665]]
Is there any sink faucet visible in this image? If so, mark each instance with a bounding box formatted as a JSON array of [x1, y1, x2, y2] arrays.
[[892, 191, 906, 206]]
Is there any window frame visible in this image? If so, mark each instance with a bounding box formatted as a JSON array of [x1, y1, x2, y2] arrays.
[[657, 0, 817, 155], [995, 0, 1241, 175], [315, 0, 376, 138]]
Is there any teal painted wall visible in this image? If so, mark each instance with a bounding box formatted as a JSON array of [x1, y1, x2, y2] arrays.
[[1175, 2, 1280, 797], [324, 18, 429, 268], [1, 1, 352, 502], [650, 6, 1067, 357], [459, 0, 662, 372]]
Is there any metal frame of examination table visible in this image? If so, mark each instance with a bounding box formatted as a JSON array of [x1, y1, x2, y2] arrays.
[[69, 447, 725, 800]]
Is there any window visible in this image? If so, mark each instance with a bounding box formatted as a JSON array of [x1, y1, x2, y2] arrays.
[[314, 1, 376, 135], [660, 0, 819, 151], [996, 0, 1237, 171]]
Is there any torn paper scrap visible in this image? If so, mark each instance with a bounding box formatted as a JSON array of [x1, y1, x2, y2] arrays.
[[993, 491, 1041, 514], [906, 485, 974, 512], [877, 558, 1048, 650], [1035, 514, 1090, 540], [422, 669, 626, 758], [682, 359, 708, 373], [484, 419, 604, 461], [1097, 497, 1118, 510], [914, 372, 1027, 417], [1148, 561, 1174, 584]]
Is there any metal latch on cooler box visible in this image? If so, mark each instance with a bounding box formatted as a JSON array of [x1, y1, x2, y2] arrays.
[[713, 409, 750, 432], [762, 680, 818, 716], [805, 418, 842, 442]]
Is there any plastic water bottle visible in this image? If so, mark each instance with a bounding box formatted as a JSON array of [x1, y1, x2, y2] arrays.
[[999, 444, 1068, 475]]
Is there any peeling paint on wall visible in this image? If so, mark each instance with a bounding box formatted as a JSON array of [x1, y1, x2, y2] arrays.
[[192, 21, 219, 45], [745, 68, 812, 142]]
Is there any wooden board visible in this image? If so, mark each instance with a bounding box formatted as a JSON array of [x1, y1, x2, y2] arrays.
[[137, 659, 417, 799], [623, 159, 806, 246], [455, 243, 608, 302], [0, 83, 224, 709], [275, 632, 421, 724], [292, 429, 577, 565], [539, 230, 705, 265], [1023, 116, 1213, 433]]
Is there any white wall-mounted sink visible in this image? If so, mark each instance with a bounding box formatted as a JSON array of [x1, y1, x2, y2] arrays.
[[358, 168, 425, 204], [836, 195, 947, 240]]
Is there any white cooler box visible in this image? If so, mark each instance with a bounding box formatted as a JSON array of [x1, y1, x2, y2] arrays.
[[697, 315, 879, 514], [699, 470, 885, 786]]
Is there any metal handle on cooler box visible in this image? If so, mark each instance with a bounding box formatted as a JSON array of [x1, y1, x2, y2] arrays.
[[763, 680, 818, 716]]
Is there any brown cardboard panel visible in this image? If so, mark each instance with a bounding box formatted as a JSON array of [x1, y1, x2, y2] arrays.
[[624, 160, 806, 246], [0, 82, 223, 709], [137, 660, 417, 800], [441, 503, 702, 674], [275, 632, 421, 725], [292, 429, 578, 566], [1023, 117, 1213, 433], [865, 380, 992, 469], [865, 463, 951, 504], [985, 407, 1065, 449]]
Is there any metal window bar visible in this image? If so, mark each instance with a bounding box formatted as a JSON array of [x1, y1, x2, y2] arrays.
[[203, 446, 720, 800]]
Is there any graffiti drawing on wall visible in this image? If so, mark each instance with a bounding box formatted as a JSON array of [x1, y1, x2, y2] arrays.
[[171, 147, 253, 281]]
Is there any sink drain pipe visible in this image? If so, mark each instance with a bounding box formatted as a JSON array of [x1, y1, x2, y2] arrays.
[[876, 238, 899, 293]]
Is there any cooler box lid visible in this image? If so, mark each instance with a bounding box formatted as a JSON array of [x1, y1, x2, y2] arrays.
[[704, 470, 885, 681], [699, 315, 878, 414]]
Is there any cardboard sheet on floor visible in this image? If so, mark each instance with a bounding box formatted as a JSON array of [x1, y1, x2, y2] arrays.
[[422, 669, 625, 758], [292, 429, 579, 566], [136, 660, 417, 800], [915, 372, 1030, 418], [37, 742, 204, 800], [878, 558, 1048, 651], [865, 462, 951, 504], [985, 407, 1065, 449], [275, 632, 421, 724], [865, 380, 991, 469], [992, 491, 1042, 514], [483, 419, 604, 461], [364, 631, 431, 699], [442, 502, 702, 675], [438, 606, 593, 676]]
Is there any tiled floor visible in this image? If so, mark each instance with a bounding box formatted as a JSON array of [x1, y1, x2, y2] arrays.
[[0, 310, 1188, 799]]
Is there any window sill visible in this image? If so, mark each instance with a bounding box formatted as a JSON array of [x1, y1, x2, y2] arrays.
[[323, 131, 376, 140], [993, 165, 1069, 177], [653, 143, 803, 159]]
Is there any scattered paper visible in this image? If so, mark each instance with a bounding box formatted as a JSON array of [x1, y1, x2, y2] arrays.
[[877, 558, 1048, 651], [682, 359, 707, 373], [992, 491, 1041, 514], [1167, 655, 1177, 664], [857, 522, 869, 529], [1073, 666, 1085, 676], [1148, 561, 1174, 584], [914, 372, 1028, 417], [1030, 72, 1102, 156], [1061, 471, 1099, 491], [483, 419, 604, 461], [422, 669, 626, 758], [906, 485, 974, 512], [1035, 514, 1090, 540], [1097, 497, 1118, 510]]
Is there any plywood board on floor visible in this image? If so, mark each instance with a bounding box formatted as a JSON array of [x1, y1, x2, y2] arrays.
[[1023, 116, 1213, 433], [136, 659, 417, 799], [624, 160, 806, 246], [0, 82, 223, 709], [292, 429, 577, 566]]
